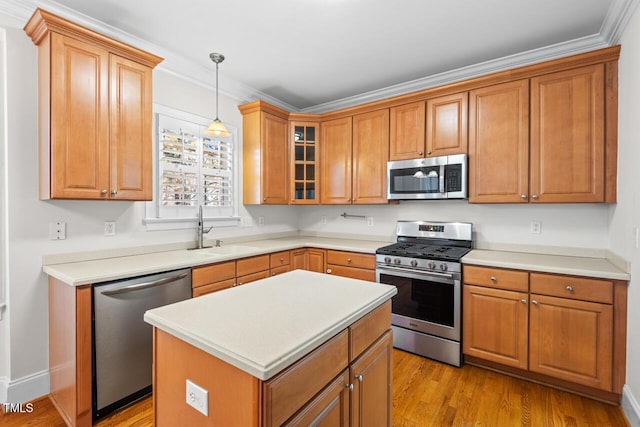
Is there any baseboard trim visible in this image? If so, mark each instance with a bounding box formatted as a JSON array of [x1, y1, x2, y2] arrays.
[[623, 385, 640, 427], [2, 370, 49, 404]]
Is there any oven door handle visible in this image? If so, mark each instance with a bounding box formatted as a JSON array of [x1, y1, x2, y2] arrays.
[[376, 265, 455, 281]]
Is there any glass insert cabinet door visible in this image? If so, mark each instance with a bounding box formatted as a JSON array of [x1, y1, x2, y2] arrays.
[[290, 121, 320, 204]]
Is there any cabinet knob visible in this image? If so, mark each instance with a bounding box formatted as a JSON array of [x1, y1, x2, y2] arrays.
[[427, 151, 432, 155], [280, 257, 284, 262], [490, 276, 497, 282], [532, 194, 539, 200], [355, 374, 363, 382], [272, 272, 276, 276], [347, 258, 352, 263], [232, 283, 238, 287], [326, 268, 332, 274], [565, 285, 574, 292], [532, 300, 538, 305], [346, 383, 354, 391], [101, 189, 108, 195], [521, 299, 527, 304], [418, 151, 423, 155], [111, 190, 118, 196], [263, 198, 267, 202], [521, 194, 527, 200]]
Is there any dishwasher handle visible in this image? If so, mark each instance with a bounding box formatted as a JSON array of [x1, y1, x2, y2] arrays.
[[101, 272, 189, 296]]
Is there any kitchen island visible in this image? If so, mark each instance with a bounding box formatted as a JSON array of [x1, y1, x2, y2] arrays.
[[144, 269, 397, 426]]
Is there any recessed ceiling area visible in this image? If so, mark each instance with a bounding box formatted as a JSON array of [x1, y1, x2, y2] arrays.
[[13, 0, 637, 111]]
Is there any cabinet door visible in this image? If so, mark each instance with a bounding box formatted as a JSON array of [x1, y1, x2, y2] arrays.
[[290, 122, 320, 204], [321, 117, 352, 204], [389, 101, 425, 160], [352, 110, 389, 204], [426, 92, 468, 156], [283, 370, 349, 427], [468, 80, 529, 203], [530, 65, 605, 202], [351, 330, 392, 427], [291, 249, 306, 270], [50, 33, 110, 199], [529, 294, 613, 390], [109, 54, 153, 200], [262, 112, 289, 204], [307, 249, 326, 273], [463, 285, 529, 369]]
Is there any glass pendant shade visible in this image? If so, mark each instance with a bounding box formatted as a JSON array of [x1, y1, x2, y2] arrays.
[[205, 118, 231, 137]]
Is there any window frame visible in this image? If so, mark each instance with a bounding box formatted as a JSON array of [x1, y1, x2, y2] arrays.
[[144, 104, 240, 231]]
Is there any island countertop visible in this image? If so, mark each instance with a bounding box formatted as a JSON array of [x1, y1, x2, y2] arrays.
[[143, 269, 397, 381]]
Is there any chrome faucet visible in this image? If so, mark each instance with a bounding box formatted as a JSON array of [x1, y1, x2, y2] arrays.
[[195, 205, 213, 249]]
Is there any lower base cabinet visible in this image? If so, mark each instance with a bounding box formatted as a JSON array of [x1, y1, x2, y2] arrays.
[[153, 301, 392, 426]]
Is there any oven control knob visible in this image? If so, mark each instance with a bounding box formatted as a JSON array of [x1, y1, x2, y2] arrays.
[[410, 260, 418, 267], [440, 263, 448, 271], [428, 262, 436, 269], [394, 258, 402, 265], [384, 257, 391, 264]]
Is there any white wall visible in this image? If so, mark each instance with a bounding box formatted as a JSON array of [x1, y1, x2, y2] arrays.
[[0, 12, 297, 401], [611, 4, 640, 425]]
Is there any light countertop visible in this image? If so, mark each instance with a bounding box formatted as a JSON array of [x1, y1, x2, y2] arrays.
[[143, 270, 397, 381], [462, 249, 630, 280], [43, 236, 389, 286]]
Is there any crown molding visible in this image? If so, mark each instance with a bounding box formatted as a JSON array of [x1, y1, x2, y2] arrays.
[[0, 0, 637, 113]]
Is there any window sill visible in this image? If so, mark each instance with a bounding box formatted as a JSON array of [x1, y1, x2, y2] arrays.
[[142, 216, 241, 231]]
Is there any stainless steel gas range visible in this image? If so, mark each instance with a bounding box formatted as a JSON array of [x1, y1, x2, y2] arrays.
[[375, 220, 473, 367]]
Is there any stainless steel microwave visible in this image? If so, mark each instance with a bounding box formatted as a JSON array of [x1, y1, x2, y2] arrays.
[[387, 154, 467, 200]]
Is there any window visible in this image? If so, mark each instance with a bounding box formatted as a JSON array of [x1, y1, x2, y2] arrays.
[[145, 105, 239, 229]]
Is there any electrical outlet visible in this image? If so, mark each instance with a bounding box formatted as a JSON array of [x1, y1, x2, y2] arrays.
[[104, 221, 116, 236], [186, 379, 208, 416], [530, 220, 541, 234], [49, 222, 67, 240], [321, 215, 327, 225], [367, 216, 374, 226], [258, 216, 265, 226]]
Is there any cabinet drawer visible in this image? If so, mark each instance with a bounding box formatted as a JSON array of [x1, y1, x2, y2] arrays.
[[327, 250, 375, 269], [270, 265, 290, 277], [530, 273, 613, 304], [349, 300, 391, 362], [237, 254, 270, 276], [192, 261, 236, 288], [192, 278, 235, 297], [463, 265, 529, 292], [237, 270, 270, 286], [270, 251, 290, 268], [263, 330, 349, 427], [326, 265, 375, 282]]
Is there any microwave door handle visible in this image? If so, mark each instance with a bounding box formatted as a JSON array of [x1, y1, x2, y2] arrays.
[[439, 165, 446, 193]]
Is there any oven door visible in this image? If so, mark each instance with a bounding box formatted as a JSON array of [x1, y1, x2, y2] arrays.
[[376, 265, 460, 341]]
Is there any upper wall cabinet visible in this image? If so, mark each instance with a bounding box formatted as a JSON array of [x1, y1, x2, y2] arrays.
[[239, 101, 290, 204], [321, 117, 353, 204], [389, 93, 468, 161], [290, 121, 320, 204], [24, 9, 163, 200]]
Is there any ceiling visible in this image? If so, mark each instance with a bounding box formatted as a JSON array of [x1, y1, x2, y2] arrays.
[[5, 0, 640, 112]]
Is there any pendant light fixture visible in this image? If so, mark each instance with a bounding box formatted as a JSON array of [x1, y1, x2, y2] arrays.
[[205, 52, 231, 138]]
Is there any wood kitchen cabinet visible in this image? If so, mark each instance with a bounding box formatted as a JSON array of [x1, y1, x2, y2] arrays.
[[307, 248, 327, 273], [191, 260, 236, 297], [290, 121, 320, 204], [24, 9, 162, 200], [530, 65, 605, 203], [463, 265, 627, 402], [426, 92, 468, 157], [240, 101, 290, 204], [468, 80, 530, 203], [270, 251, 291, 277], [321, 110, 389, 204], [326, 250, 376, 281], [389, 101, 425, 160]]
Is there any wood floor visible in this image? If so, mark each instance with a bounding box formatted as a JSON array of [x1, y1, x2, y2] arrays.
[[0, 349, 629, 426]]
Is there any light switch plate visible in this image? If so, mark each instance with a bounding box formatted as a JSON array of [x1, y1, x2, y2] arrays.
[[186, 379, 208, 416]]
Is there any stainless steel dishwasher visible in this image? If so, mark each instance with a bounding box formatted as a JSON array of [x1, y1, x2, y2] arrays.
[[92, 268, 191, 419]]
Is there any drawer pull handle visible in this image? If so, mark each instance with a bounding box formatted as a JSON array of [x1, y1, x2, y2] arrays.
[[532, 300, 538, 305], [355, 374, 363, 382], [521, 299, 527, 304], [490, 276, 497, 282], [566, 285, 574, 292]]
